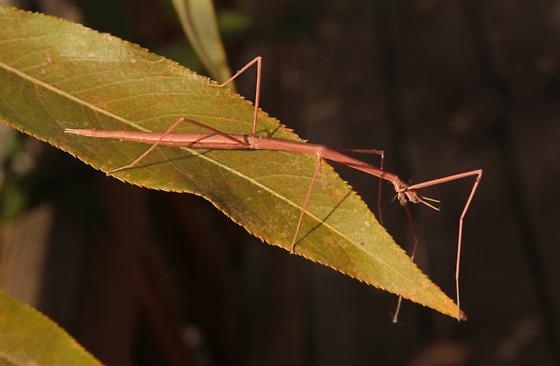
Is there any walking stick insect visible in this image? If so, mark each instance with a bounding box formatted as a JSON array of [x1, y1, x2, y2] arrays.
[[65, 57, 482, 321]]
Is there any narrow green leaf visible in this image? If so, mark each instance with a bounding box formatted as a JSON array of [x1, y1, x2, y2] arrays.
[[0, 291, 101, 365], [0, 5, 460, 319], [171, 0, 233, 85]]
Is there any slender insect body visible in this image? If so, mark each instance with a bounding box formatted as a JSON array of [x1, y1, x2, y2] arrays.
[[64, 56, 481, 322], [66, 127, 423, 208]]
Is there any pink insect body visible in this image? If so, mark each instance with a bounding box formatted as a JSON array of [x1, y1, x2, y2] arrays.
[[65, 57, 481, 322]]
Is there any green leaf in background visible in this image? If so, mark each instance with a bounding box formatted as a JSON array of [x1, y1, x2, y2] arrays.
[[0, 291, 101, 365], [0, 5, 461, 319], [171, 0, 233, 85]]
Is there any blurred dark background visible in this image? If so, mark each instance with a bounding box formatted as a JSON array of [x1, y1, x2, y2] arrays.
[[1, 0, 560, 365]]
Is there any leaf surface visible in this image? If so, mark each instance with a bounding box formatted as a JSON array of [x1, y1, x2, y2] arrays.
[[0, 5, 460, 319], [0, 291, 101, 365]]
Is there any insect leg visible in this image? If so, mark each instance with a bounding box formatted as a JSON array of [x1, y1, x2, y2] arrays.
[[291, 150, 323, 253], [215, 56, 262, 134], [342, 148, 385, 224], [392, 204, 419, 323], [406, 169, 482, 320]]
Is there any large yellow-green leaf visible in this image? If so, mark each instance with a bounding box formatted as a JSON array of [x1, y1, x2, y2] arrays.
[[0, 291, 101, 365], [0, 5, 461, 319]]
